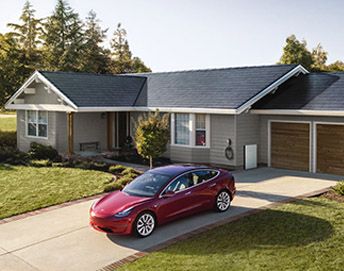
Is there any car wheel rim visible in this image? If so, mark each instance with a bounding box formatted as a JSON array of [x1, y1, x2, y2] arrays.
[[217, 191, 230, 211], [137, 213, 155, 236]]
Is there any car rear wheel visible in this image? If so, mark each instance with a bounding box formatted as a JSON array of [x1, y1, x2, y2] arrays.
[[134, 212, 156, 238], [216, 190, 231, 212]]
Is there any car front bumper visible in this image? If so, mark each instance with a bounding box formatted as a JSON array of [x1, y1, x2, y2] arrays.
[[89, 214, 134, 235]]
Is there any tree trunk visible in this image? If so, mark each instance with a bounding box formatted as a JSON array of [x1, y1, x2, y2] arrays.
[[149, 156, 153, 169]]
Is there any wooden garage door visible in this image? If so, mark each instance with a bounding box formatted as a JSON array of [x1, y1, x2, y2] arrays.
[[317, 124, 344, 175], [271, 122, 310, 171]]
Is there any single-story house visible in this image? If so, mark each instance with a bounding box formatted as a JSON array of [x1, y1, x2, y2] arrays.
[[5, 64, 344, 175]]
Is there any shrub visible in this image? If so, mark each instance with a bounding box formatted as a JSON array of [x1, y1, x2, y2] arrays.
[[30, 159, 52, 167], [109, 164, 127, 175], [333, 181, 344, 196], [0, 131, 16, 148], [28, 142, 61, 161], [0, 146, 29, 165], [89, 161, 109, 172], [103, 175, 136, 192], [121, 167, 141, 176]]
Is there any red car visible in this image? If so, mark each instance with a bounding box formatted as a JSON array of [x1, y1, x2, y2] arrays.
[[90, 165, 236, 237]]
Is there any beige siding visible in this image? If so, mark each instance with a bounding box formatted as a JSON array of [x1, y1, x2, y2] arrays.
[[236, 113, 260, 166], [23, 83, 60, 104], [17, 110, 57, 152], [73, 113, 107, 152], [210, 114, 236, 166]]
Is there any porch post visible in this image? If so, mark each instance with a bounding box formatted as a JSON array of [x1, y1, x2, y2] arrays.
[[67, 112, 74, 155], [107, 112, 114, 150]]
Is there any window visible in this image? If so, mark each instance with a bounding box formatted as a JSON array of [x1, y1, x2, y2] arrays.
[[192, 170, 219, 184], [172, 113, 209, 147], [195, 114, 206, 146], [165, 173, 195, 193], [26, 110, 48, 138], [174, 113, 190, 145]]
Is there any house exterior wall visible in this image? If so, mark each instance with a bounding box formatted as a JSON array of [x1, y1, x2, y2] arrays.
[[16, 110, 58, 152], [23, 83, 60, 104], [236, 113, 260, 167], [258, 114, 344, 165]]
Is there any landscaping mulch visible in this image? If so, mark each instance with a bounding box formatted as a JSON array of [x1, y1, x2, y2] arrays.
[[322, 190, 344, 203]]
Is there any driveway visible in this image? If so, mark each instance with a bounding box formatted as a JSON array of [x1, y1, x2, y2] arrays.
[[0, 168, 340, 271]]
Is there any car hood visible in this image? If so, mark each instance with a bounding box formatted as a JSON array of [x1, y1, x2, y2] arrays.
[[91, 190, 151, 218]]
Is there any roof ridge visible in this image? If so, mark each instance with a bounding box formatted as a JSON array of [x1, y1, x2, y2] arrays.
[[38, 70, 144, 79], [127, 63, 298, 76]]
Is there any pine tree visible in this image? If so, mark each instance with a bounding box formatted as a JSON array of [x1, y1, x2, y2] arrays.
[[110, 23, 151, 73], [79, 10, 111, 73], [42, 0, 84, 71], [7, 0, 42, 70]]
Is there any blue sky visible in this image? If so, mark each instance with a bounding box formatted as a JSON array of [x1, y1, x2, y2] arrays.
[[0, 0, 343, 72]]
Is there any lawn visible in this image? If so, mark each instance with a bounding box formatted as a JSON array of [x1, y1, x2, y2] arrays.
[[0, 116, 16, 131], [119, 197, 344, 271], [0, 165, 113, 219]]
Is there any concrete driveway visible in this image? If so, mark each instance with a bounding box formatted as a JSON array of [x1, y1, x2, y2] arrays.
[[0, 168, 341, 271]]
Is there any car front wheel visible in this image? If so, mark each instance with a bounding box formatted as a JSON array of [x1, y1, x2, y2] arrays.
[[134, 212, 156, 238], [216, 190, 231, 212]]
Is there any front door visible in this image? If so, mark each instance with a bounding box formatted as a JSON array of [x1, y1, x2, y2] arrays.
[[114, 112, 129, 148]]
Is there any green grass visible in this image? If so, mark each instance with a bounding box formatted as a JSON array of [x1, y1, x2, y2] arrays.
[[0, 111, 16, 115], [119, 197, 344, 271], [0, 165, 113, 219], [0, 116, 16, 132]]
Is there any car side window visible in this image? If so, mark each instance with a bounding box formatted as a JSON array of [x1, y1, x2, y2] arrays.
[[192, 170, 218, 184], [165, 173, 195, 193]]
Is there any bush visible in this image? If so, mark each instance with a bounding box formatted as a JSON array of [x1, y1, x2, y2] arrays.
[[333, 181, 344, 196], [121, 167, 141, 176], [0, 146, 29, 165], [108, 164, 127, 175], [103, 175, 135, 192], [0, 131, 16, 148], [28, 142, 61, 161], [30, 159, 52, 167]]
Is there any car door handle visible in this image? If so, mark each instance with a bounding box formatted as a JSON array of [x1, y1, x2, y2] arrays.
[[185, 191, 192, 195], [208, 183, 216, 188]]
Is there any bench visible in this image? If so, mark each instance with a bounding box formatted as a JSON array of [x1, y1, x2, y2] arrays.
[[79, 142, 100, 152]]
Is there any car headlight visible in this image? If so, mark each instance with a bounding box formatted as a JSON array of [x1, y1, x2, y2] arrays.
[[114, 207, 134, 218]]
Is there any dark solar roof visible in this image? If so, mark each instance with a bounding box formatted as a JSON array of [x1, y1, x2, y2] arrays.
[[253, 72, 344, 110]]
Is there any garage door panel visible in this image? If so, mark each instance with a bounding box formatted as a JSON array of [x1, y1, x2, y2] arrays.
[[317, 124, 344, 175], [271, 122, 310, 171]]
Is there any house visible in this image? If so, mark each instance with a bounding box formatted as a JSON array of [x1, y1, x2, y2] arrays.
[[5, 64, 344, 175]]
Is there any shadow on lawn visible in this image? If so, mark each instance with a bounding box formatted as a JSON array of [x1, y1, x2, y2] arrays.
[[106, 202, 333, 253], [0, 164, 15, 171]]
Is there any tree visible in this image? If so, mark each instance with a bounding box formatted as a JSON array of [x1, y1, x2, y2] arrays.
[[279, 35, 313, 69], [79, 10, 111, 73], [7, 0, 42, 70], [135, 111, 169, 169], [311, 44, 328, 71], [0, 33, 29, 107], [110, 23, 151, 73], [42, 0, 84, 71], [327, 61, 344, 72]]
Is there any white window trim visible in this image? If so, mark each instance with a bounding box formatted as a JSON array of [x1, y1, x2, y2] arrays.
[[25, 110, 48, 139], [171, 113, 210, 148]]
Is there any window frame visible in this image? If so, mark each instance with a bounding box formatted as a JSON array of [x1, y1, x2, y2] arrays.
[[171, 113, 210, 148], [25, 110, 48, 139], [159, 169, 220, 198]]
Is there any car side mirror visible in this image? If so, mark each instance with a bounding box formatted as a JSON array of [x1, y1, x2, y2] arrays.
[[162, 190, 175, 198]]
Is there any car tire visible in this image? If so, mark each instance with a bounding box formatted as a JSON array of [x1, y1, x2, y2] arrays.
[[134, 212, 156, 238], [215, 190, 231, 212]]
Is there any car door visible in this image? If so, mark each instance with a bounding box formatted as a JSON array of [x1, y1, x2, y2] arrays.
[[156, 173, 199, 223]]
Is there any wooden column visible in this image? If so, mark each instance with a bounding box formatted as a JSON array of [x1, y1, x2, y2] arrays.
[[67, 112, 74, 156], [107, 112, 114, 150]]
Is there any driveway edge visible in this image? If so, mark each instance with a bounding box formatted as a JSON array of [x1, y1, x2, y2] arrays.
[[97, 186, 332, 271]]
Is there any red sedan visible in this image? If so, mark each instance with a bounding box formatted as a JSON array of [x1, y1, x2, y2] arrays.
[[90, 165, 236, 237]]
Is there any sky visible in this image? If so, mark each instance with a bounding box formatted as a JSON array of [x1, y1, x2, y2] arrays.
[[0, 0, 343, 72]]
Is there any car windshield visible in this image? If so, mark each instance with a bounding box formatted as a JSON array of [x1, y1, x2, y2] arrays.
[[122, 172, 171, 197]]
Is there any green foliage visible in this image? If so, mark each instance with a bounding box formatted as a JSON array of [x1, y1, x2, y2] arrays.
[[0, 131, 16, 148], [135, 110, 169, 168], [30, 159, 52, 167], [103, 174, 135, 192], [333, 181, 344, 196], [0, 146, 29, 165], [109, 164, 127, 174], [279, 35, 313, 69], [110, 23, 151, 74], [279, 34, 344, 72], [28, 142, 60, 161]]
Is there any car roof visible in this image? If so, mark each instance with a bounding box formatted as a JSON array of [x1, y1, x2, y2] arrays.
[[149, 164, 211, 178]]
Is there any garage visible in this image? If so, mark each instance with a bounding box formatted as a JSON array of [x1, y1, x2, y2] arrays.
[[316, 123, 344, 175], [270, 122, 310, 171]]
